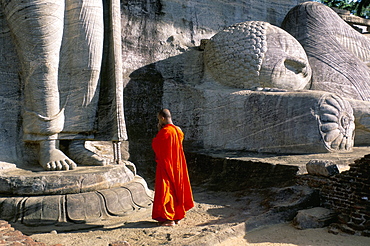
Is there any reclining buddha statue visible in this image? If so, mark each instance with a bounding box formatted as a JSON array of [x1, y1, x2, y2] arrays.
[[163, 2, 370, 154]]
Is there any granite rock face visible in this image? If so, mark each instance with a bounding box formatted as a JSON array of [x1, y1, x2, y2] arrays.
[[121, 0, 308, 81]]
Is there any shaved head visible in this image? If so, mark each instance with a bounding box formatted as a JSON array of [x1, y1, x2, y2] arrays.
[[158, 109, 172, 119]]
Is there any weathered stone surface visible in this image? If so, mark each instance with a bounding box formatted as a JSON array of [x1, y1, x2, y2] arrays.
[[188, 147, 370, 192], [203, 21, 311, 90], [67, 191, 107, 223], [0, 162, 16, 170], [0, 197, 23, 221], [293, 207, 337, 229], [0, 163, 135, 195], [188, 151, 301, 190], [99, 188, 135, 216], [345, 99, 370, 146], [282, 2, 370, 101], [306, 160, 340, 177], [0, 0, 127, 171], [0, 6, 21, 166], [165, 84, 354, 153], [120, 0, 308, 81], [0, 176, 153, 227], [158, 17, 360, 154], [267, 186, 319, 210], [23, 196, 62, 226], [283, 4, 370, 146]]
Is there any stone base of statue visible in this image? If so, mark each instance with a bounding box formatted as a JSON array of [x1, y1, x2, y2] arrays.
[[0, 162, 153, 231]]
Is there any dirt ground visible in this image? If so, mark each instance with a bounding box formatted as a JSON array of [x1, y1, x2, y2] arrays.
[[28, 187, 370, 246], [218, 223, 370, 246]]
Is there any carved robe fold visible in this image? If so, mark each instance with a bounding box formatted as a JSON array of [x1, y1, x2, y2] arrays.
[[152, 124, 194, 222], [0, 0, 126, 142], [96, 0, 127, 142]]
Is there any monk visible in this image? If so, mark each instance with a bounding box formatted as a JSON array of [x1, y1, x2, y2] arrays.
[[152, 109, 194, 226]]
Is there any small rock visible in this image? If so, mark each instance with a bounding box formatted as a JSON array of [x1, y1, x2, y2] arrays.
[[306, 160, 339, 177], [361, 230, 370, 237], [328, 225, 339, 235], [293, 207, 337, 229], [339, 224, 356, 235], [109, 241, 130, 246]]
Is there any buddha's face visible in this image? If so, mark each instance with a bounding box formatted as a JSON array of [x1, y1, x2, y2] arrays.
[[259, 25, 312, 90], [204, 21, 311, 90]]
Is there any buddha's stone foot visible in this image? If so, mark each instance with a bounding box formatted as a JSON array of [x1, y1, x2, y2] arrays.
[[68, 140, 110, 166], [39, 140, 77, 171], [316, 94, 355, 151]]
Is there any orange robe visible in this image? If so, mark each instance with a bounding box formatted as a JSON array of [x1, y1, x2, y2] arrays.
[[152, 124, 194, 222]]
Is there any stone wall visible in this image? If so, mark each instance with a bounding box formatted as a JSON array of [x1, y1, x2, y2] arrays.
[[186, 151, 299, 190], [322, 156, 370, 236], [297, 155, 370, 236]]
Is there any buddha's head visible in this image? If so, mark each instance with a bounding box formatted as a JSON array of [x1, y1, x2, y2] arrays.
[[204, 21, 311, 90]]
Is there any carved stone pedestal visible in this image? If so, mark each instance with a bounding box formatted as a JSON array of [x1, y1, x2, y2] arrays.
[[0, 163, 153, 231]]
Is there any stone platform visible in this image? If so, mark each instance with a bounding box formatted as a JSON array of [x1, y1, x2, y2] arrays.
[[186, 146, 370, 191], [0, 163, 153, 230], [0, 163, 138, 195]]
